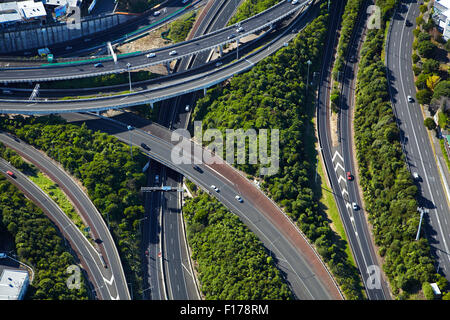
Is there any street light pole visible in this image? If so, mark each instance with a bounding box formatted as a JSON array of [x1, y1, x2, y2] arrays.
[[127, 125, 133, 158], [306, 59, 312, 93], [127, 63, 132, 92]]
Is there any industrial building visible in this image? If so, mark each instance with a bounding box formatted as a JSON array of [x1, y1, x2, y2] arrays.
[[0, 268, 29, 300]]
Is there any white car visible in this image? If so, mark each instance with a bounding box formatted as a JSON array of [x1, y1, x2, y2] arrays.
[[185, 105, 190, 111], [235, 195, 243, 203], [155, 175, 160, 184], [153, 10, 160, 16], [147, 52, 156, 58], [211, 185, 219, 192], [412, 172, 420, 180], [352, 202, 358, 210], [215, 62, 223, 67], [169, 50, 177, 56], [236, 26, 244, 33], [407, 95, 414, 103], [292, 0, 299, 4]]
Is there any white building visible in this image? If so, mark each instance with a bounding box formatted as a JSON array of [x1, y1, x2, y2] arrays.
[[433, 0, 450, 40], [18, 0, 47, 22], [0, 0, 46, 27], [0, 269, 29, 300]]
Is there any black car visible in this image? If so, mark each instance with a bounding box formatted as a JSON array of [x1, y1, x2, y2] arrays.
[[141, 142, 151, 151], [193, 165, 203, 173], [227, 34, 236, 40]]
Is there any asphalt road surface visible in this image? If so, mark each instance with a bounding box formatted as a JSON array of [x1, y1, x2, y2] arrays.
[[0, 0, 308, 82], [0, 159, 113, 299], [60, 112, 343, 300], [386, 1, 450, 279], [0, 131, 130, 300]]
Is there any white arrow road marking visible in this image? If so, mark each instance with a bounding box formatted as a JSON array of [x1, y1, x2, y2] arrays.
[[341, 188, 349, 197], [338, 175, 346, 184], [332, 150, 344, 163], [334, 162, 345, 172]]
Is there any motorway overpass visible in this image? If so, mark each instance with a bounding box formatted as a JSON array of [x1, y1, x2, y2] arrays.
[[0, 0, 311, 83], [0, 2, 313, 114]]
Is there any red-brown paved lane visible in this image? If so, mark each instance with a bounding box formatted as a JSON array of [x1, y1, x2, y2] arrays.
[[209, 160, 343, 300]]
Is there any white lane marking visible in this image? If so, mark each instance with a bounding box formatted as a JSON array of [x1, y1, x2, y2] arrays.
[[398, 3, 450, 263], [332, 150, 344, 162], [338, 175, 346, 184], [334, 162, 345, 172]]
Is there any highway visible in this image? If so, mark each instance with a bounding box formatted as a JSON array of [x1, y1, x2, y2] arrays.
[[60, 111, 343, 300], [0, 131, 131, 300], [147, 0, 239, 301], [336, 0, 390, 300], [3, 0, 202, 59], [0, 158, 113, 300], [386, 1, 450, 279], [0, 0, 310, 83]]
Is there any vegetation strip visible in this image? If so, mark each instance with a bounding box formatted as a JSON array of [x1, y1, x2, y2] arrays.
[[354, 0, 449, 299], [193, 0, 363, 299]]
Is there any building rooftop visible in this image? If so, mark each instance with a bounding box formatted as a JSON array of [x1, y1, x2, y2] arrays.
[[18, 0, 46, 19], [0, 269, 29, 300], [0, 2, 21, 24]]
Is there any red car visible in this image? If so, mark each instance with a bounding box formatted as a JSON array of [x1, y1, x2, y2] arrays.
[[145, 250, 149, 257], [347, 172, 353, 181], [6, 170, 15, 178]]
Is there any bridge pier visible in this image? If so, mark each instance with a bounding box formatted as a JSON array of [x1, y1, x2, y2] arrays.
[[165, 61, 171, 74], [218, 44, 223, 57], [203, 88, 207, 96]]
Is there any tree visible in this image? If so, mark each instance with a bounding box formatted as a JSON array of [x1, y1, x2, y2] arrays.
[[422, 282, 435, 300], [417, 40, 436, 58], [424, 117, 437, 130], [416, 89, 433, 105], [433, 80, 450, 100], [422, 59, 440, 74], [426, 75, 441, 92]]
